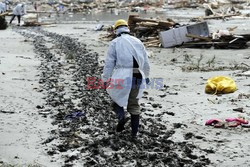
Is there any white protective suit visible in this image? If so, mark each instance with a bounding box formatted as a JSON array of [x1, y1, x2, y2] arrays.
[[0, 2, 6, 13], [13, 3, 26, 15], [102, 27, 150, 107]]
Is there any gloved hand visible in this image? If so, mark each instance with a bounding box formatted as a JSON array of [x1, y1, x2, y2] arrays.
[[146, 78, 150, 85]]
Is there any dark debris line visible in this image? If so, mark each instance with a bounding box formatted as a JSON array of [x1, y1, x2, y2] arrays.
[[16, 27, 210, 167]]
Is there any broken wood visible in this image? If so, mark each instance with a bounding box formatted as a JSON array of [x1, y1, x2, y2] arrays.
[[0, 12, 9, 17], [144, 39, 160, 44], [191, 13, 241, 21], [186, 34, 211, 41], [181, 37, 248, 49], [26, 10, 56, 14], [137, 22, 159, 27], [128, 14, 175, 31]]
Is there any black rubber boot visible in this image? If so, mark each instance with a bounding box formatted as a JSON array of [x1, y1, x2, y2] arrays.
[[116, 118, 127, 132], [131, 114, 140, 138], [113, 103, 127, 132]]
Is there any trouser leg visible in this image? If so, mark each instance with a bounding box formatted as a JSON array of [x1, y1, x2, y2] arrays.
[[128, 74, 142, 137], [113, 102, 127, 132], [17, 15, 21, 24], [127, 82, 141, 115], [9, 15, 16, 24], [128, 88, 140, 137]]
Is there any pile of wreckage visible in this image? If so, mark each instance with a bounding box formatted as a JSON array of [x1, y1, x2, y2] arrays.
[[167, 0, 250, 9], [100, 14, 250, 49], [191, 3, 245, 22], [23, 0, 166, 14]]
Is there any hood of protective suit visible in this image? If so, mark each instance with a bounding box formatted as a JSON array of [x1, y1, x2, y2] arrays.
[[115, 26, 130, 36]]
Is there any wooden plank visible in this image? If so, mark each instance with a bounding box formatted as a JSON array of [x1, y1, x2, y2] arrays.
[[137, 22, 158, 27], [0, 12, 9, 17], [186, 34, 211, 41], [26, 10, 56, 14], [128, 14, 175, 30], [192, 13, 241, 21], [144, 39, 160, 44]]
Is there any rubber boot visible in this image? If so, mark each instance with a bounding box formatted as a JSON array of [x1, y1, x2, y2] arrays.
[[113, 103, 126, 132], [131, 114, 140, 138]]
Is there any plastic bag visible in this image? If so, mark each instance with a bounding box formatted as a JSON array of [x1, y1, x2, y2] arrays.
[[205, 76, 237, 94]]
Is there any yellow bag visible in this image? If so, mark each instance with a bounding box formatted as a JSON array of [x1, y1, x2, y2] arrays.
[[205, 76, 237, 94]]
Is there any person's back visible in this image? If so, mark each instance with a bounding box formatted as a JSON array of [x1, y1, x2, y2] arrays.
[[111, 34, 146, 72], [13, 3, 25, 16]]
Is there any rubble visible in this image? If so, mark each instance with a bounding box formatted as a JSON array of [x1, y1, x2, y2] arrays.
[[191, 12, 241, 22], [180, 33, 250, 49], [100, 15, 176, 47], [101, 15, 250, 49], [191, 3, 248, 22]]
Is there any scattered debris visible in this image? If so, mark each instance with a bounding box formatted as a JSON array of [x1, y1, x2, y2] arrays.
[[233, 107, 244, 113], [236, 70, 250, 77], [65, 111, 85, 120], [191, 3, 243, 22], [205, 119, 224, 128], [0, 110, 15, 114], [238, 93, 250, 99], [206, 117, 249, 128], [94, 24, 104, 31]]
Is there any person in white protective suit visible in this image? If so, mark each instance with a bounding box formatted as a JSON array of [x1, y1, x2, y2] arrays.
[[0, 1, 7, 13], [9, 2, 26, 26], [4, 0, 10, 10], [102, 19, 150, 139]]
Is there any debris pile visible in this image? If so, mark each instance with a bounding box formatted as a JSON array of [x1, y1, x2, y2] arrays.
[[180, 32, 250, 49], [100, 14, 177, 47], [167, 0, 201, 9], [191, 4, 242, 22], [128, 14, 176, 47], [21, 0, 165, 14], [101, 15, 250, 49], [22, 13, 39, 26]]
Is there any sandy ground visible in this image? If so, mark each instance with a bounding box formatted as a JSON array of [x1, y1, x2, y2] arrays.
[[1, 10, 250, 166], [0, 28, 60, 166]]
